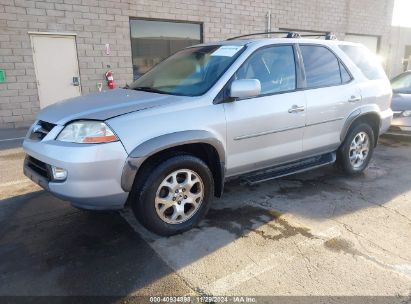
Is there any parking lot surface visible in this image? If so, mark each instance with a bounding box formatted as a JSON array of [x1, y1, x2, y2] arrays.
[[0, 136, 410, 299]]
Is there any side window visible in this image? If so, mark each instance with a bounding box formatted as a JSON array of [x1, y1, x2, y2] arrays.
[[235, 45, 296, 95], [340, 62, 352, 83], [339, 45, 386, 80], [300, 45, 342, 88], [391, 72, 411, 93]]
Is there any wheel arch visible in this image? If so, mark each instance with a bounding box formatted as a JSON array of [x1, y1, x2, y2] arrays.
[[122, 130, 226, 197], [340, 107, 381, 147]]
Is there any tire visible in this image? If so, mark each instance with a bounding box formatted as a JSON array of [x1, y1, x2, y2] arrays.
[[130, 154, 214, 236], [337, 122, 375, 175]]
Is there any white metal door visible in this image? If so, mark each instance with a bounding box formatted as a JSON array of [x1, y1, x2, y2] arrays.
[[344, 34, 379, 54], [31, 34, 81, 109]]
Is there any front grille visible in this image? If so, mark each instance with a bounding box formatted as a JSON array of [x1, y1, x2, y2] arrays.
[[29, 120, 56, 141], [25, 156, 51, 180]]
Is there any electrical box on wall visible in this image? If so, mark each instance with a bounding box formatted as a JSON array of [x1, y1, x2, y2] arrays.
[[0, 70, 5, 83]]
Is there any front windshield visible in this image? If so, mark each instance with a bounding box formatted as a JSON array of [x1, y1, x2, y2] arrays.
[[391, 73, 411, 94], [129, 45, 244, 96]]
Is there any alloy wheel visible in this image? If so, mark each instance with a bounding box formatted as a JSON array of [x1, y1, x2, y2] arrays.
[[155, 169, 204, 224], [349, 131, 370, 169]]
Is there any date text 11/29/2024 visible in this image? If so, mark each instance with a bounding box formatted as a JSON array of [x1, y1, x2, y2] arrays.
[[149, 296, 257, 303]]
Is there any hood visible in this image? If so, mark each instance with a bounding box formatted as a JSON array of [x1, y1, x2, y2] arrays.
[[391, 93, 411, 111], [36, 89, 187, 125]]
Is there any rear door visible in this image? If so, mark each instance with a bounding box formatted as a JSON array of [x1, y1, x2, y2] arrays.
[[224, 45, 307, 176], [299, 44, 361, 154]]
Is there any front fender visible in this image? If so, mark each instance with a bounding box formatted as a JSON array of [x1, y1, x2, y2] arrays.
[[121, 130, 226, 192]]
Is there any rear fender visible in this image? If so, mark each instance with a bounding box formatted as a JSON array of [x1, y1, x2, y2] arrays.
[[340, 105, 382, 146]]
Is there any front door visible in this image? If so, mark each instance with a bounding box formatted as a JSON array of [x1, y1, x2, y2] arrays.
[[224, 45, 306, 176], [31, 34, 81, 109]]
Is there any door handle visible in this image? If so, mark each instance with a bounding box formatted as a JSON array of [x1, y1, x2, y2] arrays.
[[348, 96, 361, 103], [288, 105, 305, 113]]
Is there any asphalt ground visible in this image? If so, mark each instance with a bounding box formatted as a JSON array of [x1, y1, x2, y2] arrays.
[[0, 133, 410, 303]]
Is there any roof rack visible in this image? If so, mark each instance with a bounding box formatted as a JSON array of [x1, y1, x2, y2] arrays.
[[227, 31, 301, 40], [299, 32, 338, 40], [226, 31, 338, 41]]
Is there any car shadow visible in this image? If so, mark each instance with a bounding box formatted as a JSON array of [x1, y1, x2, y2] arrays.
[[0, 191, 192, 298], [216, 136, 411, 220]]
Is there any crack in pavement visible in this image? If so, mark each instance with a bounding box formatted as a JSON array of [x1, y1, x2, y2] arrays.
[[335, 220, 411, 264]]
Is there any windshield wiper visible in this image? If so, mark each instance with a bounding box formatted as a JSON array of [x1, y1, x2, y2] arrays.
[[132, 86, 166, 94]]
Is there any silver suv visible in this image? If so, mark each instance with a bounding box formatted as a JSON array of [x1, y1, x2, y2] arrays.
[[23, 33, 393, 235]]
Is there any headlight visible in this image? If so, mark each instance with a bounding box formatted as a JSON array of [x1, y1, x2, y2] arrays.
[[57, 121, 118, 143], [402, 110, 411, 117]]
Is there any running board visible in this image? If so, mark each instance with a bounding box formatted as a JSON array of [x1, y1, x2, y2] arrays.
[[241, 152, 336, 185]]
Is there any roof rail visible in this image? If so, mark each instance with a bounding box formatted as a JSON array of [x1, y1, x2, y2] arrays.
[[227, 31, 301, 40], [300, 32, 338, 40]]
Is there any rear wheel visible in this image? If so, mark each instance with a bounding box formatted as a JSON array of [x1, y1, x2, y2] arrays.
[[337, 123, 375, 175], [131, 154, 214, 236]]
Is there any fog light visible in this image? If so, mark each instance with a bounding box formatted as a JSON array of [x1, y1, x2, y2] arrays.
[[51, 166, 67, 181], [402, 110, 411, 117]]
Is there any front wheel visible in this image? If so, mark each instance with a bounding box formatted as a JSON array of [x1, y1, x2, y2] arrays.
[[337, 123, 375, 175], [131, 154, 214, 236]]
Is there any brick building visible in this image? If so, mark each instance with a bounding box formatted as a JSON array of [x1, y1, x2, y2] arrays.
[[389, 26, 411, 76], [0, 0, 394, 128]]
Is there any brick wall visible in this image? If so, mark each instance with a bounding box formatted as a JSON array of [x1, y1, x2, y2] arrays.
[[389, 26, 411, 77], [0, 0, 394, 128]]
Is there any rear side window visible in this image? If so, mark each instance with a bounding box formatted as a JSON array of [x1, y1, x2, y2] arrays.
[[300, 45, 347, 88], [340, 63, 352, 83], [339, 45, 386, 80]]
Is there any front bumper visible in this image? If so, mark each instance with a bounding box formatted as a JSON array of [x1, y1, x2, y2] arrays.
[[23, 132, 129, 210], [385, 115, 411, 137]]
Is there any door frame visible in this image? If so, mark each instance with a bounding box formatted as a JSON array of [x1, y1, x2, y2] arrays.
[[29, 32, 82, 107]]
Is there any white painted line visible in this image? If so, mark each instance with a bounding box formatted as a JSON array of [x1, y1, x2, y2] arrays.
[[0, 179, 31, 187], [120, 206, 316, 295], [204, 252, 297, 295], [0, 137, 25, 142]]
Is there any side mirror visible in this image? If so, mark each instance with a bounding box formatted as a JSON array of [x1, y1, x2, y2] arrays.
[[229, 79, 261, 99]]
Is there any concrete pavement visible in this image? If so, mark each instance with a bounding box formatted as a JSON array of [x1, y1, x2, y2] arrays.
[[0, 130, 194, 297], [0, 135, 410, 301], [0, 127, 27, 150]]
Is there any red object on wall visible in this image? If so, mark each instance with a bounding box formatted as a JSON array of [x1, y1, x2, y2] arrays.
[[105, 70, 115, 89]]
